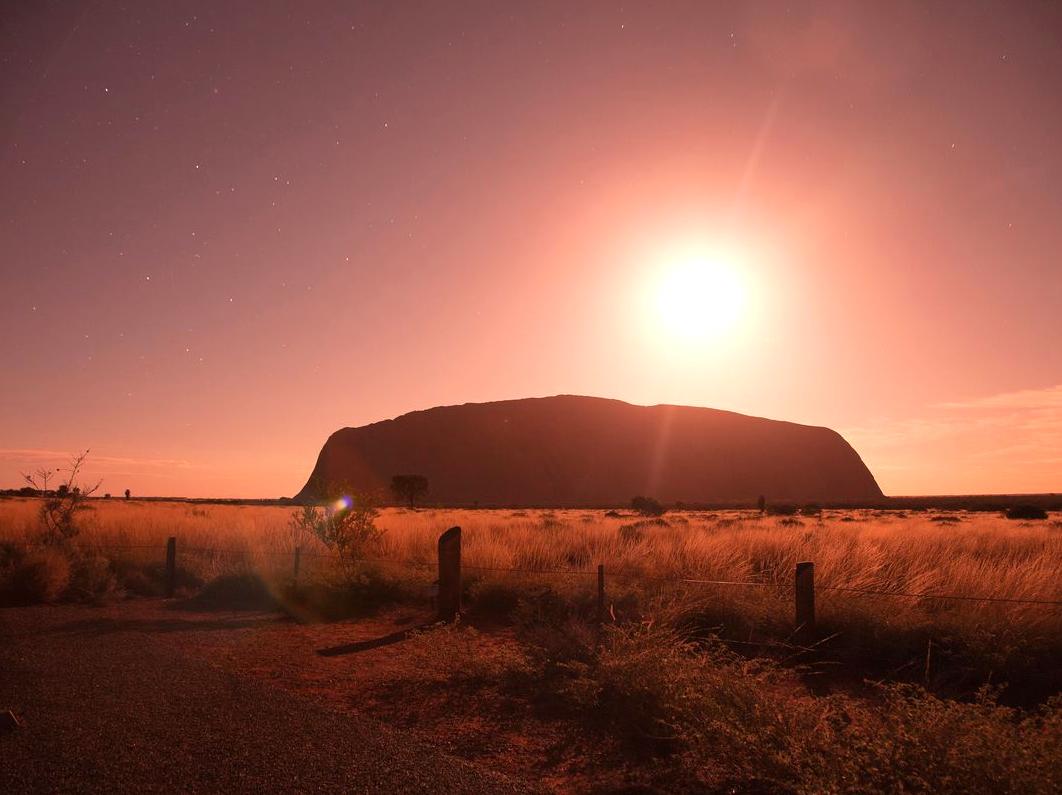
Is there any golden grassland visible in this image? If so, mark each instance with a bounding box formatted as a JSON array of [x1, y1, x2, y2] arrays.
[[3, 497, 1061, 792], [2, 497, 1060, 663], [2, 498, 1060, 598]]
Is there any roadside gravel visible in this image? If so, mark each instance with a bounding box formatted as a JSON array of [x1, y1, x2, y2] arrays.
[[0, 603, 536, 793]]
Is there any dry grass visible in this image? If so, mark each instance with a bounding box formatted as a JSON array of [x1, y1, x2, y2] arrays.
[[2, 498, 1060, 694], [3, 497, 1060, 791]]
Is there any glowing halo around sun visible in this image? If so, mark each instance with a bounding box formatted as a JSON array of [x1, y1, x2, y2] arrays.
[[647, 251, 749, 348]]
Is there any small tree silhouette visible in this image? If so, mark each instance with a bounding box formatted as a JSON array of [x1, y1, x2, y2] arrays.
[[124, 489, 131, 500], [25, 466, 57, 496], [390, 474, 429, 508], [757, 495, 766, 513], [21, 450, 101, 544]]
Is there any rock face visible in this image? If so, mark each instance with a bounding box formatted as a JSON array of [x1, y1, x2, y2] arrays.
[[295, 395, 883, 505]]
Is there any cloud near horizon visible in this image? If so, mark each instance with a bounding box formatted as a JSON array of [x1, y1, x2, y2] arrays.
[[843, 384, 1062, 495], [0, 449, 193, 483]]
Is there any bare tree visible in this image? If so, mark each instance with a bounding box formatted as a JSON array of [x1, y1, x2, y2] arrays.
[[24, 466, 57, 496], [22, 450, 101, 544]]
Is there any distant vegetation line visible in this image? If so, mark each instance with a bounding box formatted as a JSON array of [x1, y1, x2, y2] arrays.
[[2, 490, 1060, 511]]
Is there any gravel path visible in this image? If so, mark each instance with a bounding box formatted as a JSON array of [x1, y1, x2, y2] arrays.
[[0, 604, 535, 793]]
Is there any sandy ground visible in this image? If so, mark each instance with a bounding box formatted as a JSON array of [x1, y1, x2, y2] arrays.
[[0, 601, 538, 793]]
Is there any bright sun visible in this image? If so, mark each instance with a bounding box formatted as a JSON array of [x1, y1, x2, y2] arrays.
[[652, 254, 747, 344]]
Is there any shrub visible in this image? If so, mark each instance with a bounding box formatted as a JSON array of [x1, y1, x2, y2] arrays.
[[289, 489, 385, 564], [0, 540, 22, 570], [287, 566, 411, 620], [466, 577, 524, 620], [515, 597, 599, 680], [1006, 504, 1048, 520], [3, 548, 71, 604], [766, 503, 798, 516], [528, 622, 1062, 792], [65, 554, 120, 603], [189, 573, 277, 610], [631, 496, 666, 516], [112, 559, 203, 597], [405, 624, 534, 685], [618, 518, 668, 543]]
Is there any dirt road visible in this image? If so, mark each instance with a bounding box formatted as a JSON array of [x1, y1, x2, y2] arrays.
[[0, 603, 534, 793]]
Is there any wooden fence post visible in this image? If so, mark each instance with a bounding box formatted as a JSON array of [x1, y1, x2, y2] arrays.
[[597, 564, 606, 623], [795, 561, 815, 636], [437, 526, 462, 622], [165, 536, 177, 598], [293, 546, 302, 587]]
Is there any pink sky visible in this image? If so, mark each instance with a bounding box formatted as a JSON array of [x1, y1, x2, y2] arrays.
[[1, 3, 1059, 497]]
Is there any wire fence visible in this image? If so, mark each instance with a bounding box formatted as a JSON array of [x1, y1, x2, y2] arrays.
[[5, 538, 1062, 609]]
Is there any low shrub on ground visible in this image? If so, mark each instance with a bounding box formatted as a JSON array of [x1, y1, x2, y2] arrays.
[[286, 565, 415, 621], [188, 573, 278, 611], [0, 547, 70, 604], [288, 488, 386, 564], [630, 496, 666, 516], [65, 554, 120, 603], [618, 517, 670, 544], [1006, 504, 1048, 520], [0, 546, 129, 605], [111, 558, 204, 597], [403, 624, 533, 686], [402, 617, 1062, 793], [466, 576, 524, 620], [766, 503, 798, 516]]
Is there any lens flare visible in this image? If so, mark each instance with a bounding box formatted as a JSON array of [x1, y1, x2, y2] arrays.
[[333, 495, 353, 511]]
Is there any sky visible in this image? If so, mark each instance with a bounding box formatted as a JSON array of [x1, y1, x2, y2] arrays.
[[1, 1, 1060, 498]]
